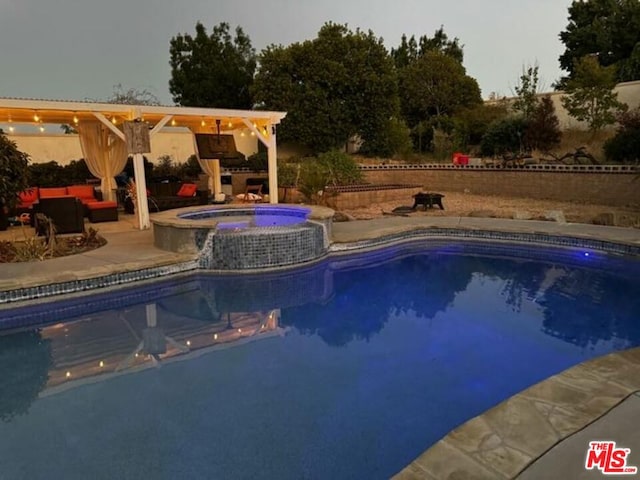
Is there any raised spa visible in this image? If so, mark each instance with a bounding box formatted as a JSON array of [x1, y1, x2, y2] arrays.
[[152, 204, 335, 271]]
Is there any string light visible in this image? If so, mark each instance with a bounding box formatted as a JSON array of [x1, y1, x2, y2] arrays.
[[213, 333, 218, 340], [227, 121, 233, 128], [201, 119, 206, 127], [39, 125, 45, 133], [33, 112, 40, 122], [99, 361, 104, 368], [171, 118, 176, 126], [73, 114, 79, 125], [65, 371, 71, 378], [111, 117, 117, 125], [186, 340, 191, 346]]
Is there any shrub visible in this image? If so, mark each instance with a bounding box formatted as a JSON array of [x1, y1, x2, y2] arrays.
[[177, 155, 203, 180], [604, 108, 640, 164], [0, 134, 30, 209], [480, 117, 530, 157], [452, 103, 509, 150], [27, 159, 94, 188], [247, 151, 268, 172], [524, 96, 561, 152], [277, 163, 298, 187], [317, 150, 363, 186], [297, 161, 329, 203]]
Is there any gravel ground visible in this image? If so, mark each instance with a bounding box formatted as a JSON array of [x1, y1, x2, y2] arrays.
[[340, 191, 640, 227]]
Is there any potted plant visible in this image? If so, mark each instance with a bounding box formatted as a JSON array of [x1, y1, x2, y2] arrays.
[[0, 133, 30, 231]]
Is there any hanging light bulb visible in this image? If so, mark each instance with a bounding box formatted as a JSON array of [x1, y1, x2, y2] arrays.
[[201, 119, 206, 127], [240, 131, 245, 137], [111, 116, 117, 125], [33, 112, 40, 122], [73, 114, 79, 125], [8, 126, 14, 133], [227, 121, 233, 128], [39, 125, 45, 133], [250, 131, 255, 136], [171, 118, 176, 126]]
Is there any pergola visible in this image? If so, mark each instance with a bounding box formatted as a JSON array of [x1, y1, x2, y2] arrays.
[[0, 97, 287, 229]]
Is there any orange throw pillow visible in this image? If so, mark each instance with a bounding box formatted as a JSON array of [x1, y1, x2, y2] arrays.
[[177, 183, 198, 197]]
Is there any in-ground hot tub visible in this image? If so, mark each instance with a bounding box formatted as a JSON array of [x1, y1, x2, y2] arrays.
[[152, 204, 334, 271]]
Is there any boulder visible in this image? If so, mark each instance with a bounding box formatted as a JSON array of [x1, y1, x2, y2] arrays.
[[592, 212, 616, 226], [544, 210, 566, 223], [513, 210, 533, 220], [333, 211, 355, 222]]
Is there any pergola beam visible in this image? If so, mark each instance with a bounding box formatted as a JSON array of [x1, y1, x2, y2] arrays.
[[92, 112, 126, 141]]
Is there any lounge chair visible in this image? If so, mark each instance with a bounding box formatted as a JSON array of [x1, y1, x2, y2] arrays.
[[236, 184, 263, 203]]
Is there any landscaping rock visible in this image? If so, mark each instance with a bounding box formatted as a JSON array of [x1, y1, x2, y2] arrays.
[[468, 210, 497, 218], [333, 211, 355, 222], [592, 212, 616, 226], [513, 210, 533, 220], [544, 210, 566, 223]]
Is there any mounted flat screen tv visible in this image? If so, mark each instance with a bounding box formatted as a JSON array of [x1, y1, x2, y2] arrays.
[[195, 134, 237, 159]]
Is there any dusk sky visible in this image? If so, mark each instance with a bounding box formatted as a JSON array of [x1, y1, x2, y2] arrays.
[[0, 0, 573, 105]]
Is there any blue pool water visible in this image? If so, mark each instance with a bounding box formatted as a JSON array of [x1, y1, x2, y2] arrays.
[[216, 214, 307, 229], [0, 242, 639, 479], [178, 205, 311, 228]]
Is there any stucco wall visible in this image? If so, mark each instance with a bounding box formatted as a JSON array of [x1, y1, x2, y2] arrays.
[[7, 128, 259, 166], [361, 167, 639, 207], [489, 80, 640, 130]]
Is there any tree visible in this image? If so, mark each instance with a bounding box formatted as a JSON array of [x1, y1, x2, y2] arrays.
[[451, 103, 509, 150], [512, 64, 540, 120], [0, 133, 30, 210], [524, 96, 562, 152], [480, 117, 530, 157], [399, 51, 482, 127], [391, 26, 464, 68], [105, 83, 161, 105], [561, 55, 627, 132], [558, 0, 640, 84], [603, 107, 640, 163], [169, 22, 256, 108], [252, 23, 400, 156]]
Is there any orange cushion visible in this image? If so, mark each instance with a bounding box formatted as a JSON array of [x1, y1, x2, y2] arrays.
[[177, 183, 198, 197], [87, 201, 117, 210], [19, 187, 39, 204], [67, 185, 96, 201], [39, 187, 68, 198]]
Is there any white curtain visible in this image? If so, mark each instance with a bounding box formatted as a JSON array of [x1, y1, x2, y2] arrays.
[[77, 121, 128, 202]]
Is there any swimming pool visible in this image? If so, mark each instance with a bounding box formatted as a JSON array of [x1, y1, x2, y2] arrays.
[[0, 242, 639, 479]]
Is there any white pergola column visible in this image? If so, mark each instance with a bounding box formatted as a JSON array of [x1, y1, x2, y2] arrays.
[[211, 159, 222, 198], [267, 125, 278, 204], [130, 114, 172, 230], [132, 153, 150, 229]]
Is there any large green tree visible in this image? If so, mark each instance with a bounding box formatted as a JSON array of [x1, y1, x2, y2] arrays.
[[169, 22, 256, 108], [561, 55, 627, 131], [399, 51, 482, 127], [558, 0, 640, 85], [252, 23, 400, 155], [391, 26, 464, 68]]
